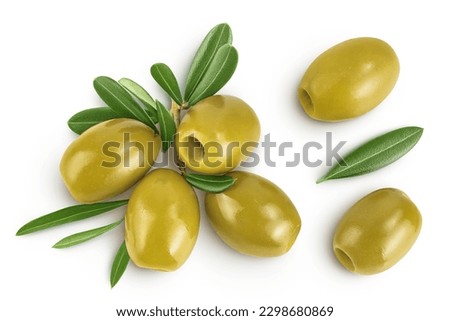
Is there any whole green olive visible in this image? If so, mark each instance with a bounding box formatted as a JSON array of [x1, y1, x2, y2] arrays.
[[175, 95, 260, 175], [60, 118, 161, 203], [333, 188, 421, 275], [125, 168, 200, 271], [205, 171, 301, 257], [298, 37, 400, 121]]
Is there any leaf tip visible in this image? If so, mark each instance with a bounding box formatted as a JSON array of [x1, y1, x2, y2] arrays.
[[93, 75, 106, 85], [316, 177, 326, 184], [218, 22, 231, 29]]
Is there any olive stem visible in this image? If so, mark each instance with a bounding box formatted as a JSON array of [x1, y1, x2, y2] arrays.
[[170, 100, 181, 127], [170, 100, 186, 175]]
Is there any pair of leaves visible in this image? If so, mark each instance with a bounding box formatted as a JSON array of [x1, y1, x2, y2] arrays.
[[186, 43, 238, 106], [16, 200, 128, 236], [185, 23, 236, 106], [93, 76, 158, 132], [16, 200, 130, 288], [151, 23, 238, 107], [68, 77, 176, 152], [317, 126, 424, 183], [69, 77, 159, 135]]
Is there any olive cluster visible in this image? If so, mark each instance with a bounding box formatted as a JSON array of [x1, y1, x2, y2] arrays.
[[59, 25, 302, 273], [60, 98, 301, 271]]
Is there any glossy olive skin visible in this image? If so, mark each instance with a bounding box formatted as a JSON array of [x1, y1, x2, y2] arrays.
[[298, 37, 400, 121], [205, 171, 301, 257], [60, 118, 161, 203], [333, 188, 421, 275], [125, 168, 200, 271], [176, 95, 260, 174]]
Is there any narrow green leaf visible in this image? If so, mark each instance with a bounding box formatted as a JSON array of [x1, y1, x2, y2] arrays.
[[184, 23, 233, 102], [118, 77, 158, 121], [185, 173, 236, 193], [150, 63, 183, 106], [93, 76, 158, 133], [317, 126, 424, 183], [53, 218, 124, 249], [67, 107, 119, 135], [188, 44, 238, 106], [155, 100, 176, 152], [16, 200, 128, 236], [110, 241, 130, 288]]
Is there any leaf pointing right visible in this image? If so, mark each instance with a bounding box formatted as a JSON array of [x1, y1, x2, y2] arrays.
[[317, 126, 424, 183]]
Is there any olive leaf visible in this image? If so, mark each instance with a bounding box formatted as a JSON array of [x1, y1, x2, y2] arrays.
[[110, 241, 130, 288], [118, 77, 158, 120], [67, 107, 119, 135], [187, 44, 238, 106], [150, 63, 183, 106], [155, 100, 177, 152], [317, 126, 424, 183], [16, 200, 128, 236], [185, 173, 236, 193], [52, 218, 124, 249], [93, 76, 158, 133], [184, 23, 233, 103]]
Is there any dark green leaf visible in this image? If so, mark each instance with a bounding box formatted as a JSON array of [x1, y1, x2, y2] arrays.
[[184, 23, 232, 102], [317, 126, 424, 183], [67, 107, 119, 135], [52, 218, 124, 249], [118, 78, 158, 121], [150, 63, 183, 106], [93, 76, 158, 133], [155, 100, 176, 152], [16, 200, 128, 236], [110, 241, 129, 288], [185, 173, 236, 193], [188, 44, 238, 106]]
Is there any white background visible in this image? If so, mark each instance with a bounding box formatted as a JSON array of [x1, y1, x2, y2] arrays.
[[1, 0, 449, 320]]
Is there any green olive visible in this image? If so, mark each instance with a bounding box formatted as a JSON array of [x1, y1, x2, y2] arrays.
[[175, 95, 260, 174], [298, 37, 400, 121], [204, 171, 301, 257], [125, 168, 200, 271], [60, 118, 161, 203], [333, 188, 421, 275]]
